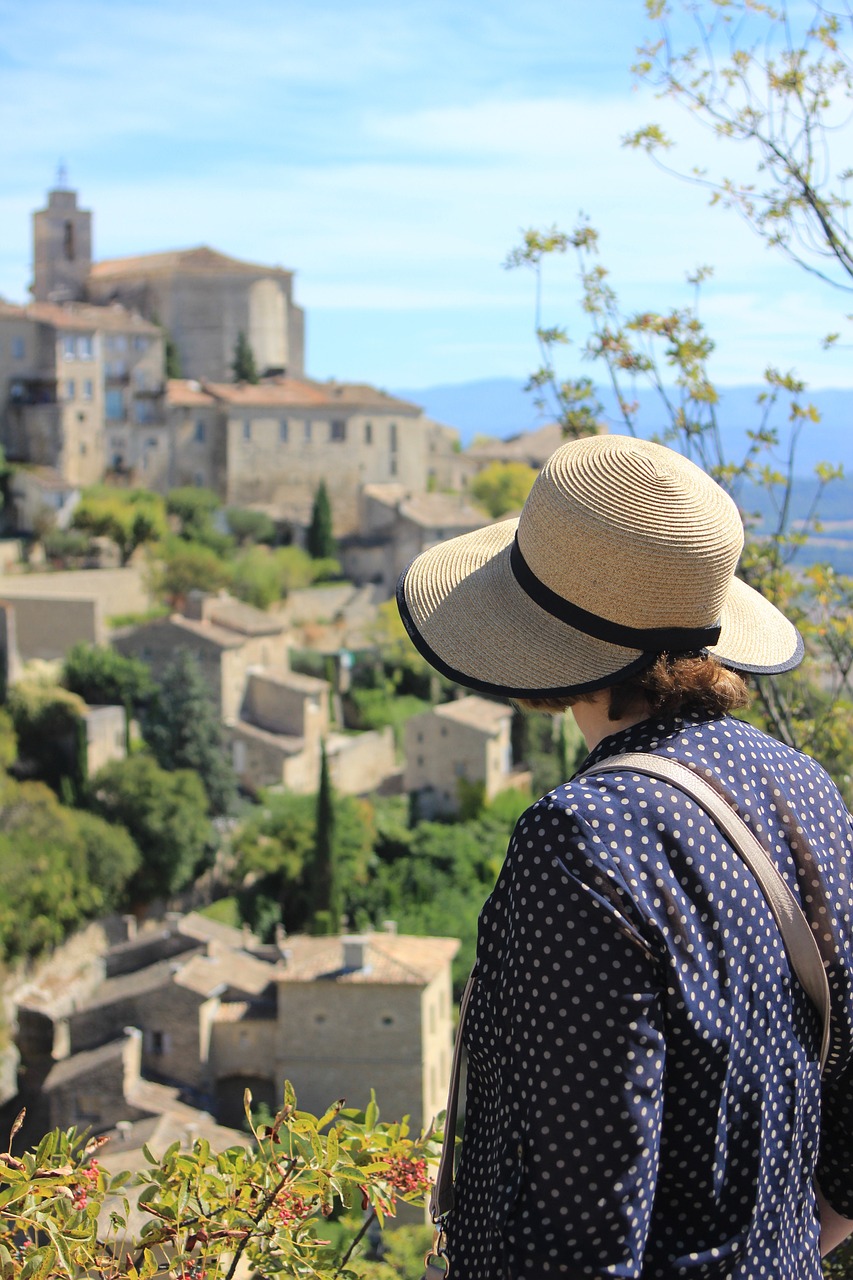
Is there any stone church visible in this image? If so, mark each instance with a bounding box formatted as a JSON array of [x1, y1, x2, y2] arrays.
[[0, 183, 461, 531], [32, 181, 305, 382]]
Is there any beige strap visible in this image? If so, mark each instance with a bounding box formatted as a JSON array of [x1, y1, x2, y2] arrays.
[[430, 750, 832, 1227], [430, 964, 476, 1222], [596, 753, 831, 1071]]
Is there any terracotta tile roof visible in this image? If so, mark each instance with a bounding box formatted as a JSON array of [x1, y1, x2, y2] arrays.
[[166, 615, 247, 650], [230, 719, 306, 755], [465, 423, 603, 467], [90, 245, 293, 279], [42, 1037, 127, 1090], [85, 957, 191, 1007], [175, 947, 278, 998], [249, 668, 329, 694], [166, 378, 216, 407], [203, 377, 331, 407], [22, 301, 160, 334], [278, 933, 459, 986], [12, 465, 77, 492], [202, 376, 422, 413], [178, 911, 251, 950], [206, 600, 286, 637], [434, 696, 511, 730], [398, 493, 489, 531]]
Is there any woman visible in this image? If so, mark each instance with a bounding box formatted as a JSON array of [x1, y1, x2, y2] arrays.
[[397, 435, 853, 1278]]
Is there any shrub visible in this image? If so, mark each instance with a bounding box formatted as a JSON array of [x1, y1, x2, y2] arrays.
[[0, 1086, 439, 1279]]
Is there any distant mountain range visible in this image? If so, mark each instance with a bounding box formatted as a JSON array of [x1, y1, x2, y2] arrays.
[[393, 377, 853, 574]]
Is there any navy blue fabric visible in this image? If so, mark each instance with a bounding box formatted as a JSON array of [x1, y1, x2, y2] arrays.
[[447, 712, 853, 1279]]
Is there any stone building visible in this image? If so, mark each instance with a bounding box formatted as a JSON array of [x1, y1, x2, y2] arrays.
[[210, 930, 459, 1132], [3, 185, 461, 517], [88, 246, 305, 384], [31, 180, 305, 385], [10, 912, 459, 1143], [405, 696, 532, 817], [161, 377, 459, 535], [230, 666, 397, 796], [114, 591, 289, 722], [0, 298, 164, 487], [341, 484, 491, 594]]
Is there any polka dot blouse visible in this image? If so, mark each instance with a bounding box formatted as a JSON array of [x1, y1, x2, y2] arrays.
[[448, 712, 853, 1279]]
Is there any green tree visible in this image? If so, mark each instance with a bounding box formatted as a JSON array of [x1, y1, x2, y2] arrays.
[[164, 330, 182, 378], [234, 788, 375, 937], [0, 772, 139, 960], [310, 743, 339, 933], [142, 649, 237, 816], [226, 506, 276, 546], [153, 536, 233, 605], [8, 679, 87, 794], [72, 487, 168, 565], [470, 461, 538, 518], [87, 754, 211, 903], [231, 330, 259, 383], [62, 642, 154, 711], [166, 486, 222, 540], [306, 481, 337, 559]]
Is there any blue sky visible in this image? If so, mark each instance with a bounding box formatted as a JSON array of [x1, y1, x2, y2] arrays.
[[1, 0, 851, 390]]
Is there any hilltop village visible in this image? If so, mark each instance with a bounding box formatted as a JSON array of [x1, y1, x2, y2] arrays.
[[0, 184, 583, 1167]]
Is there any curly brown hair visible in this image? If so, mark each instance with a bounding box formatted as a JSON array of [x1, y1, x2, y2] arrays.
[[517, 653, 751, 722]]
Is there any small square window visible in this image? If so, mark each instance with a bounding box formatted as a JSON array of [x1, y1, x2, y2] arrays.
[[304, 420, 312, 443], [64, 378, 75, 400], [12, 336, 25, 360], [77, 334, 94, 360], [194, 420, 206, 443], [63, 335, 75, 360], [279, 419, 288, 443], [243, 420, 252, 441], [330, 419, 346, 442], [82, 379, 93, 401]]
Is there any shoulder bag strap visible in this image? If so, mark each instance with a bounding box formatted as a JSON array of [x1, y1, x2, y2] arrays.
[[430, 963, 477, 1223], [593, 751, 830, 1071]]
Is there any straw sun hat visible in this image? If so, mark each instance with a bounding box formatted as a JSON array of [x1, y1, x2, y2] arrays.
[[396, 434, 803, 698]]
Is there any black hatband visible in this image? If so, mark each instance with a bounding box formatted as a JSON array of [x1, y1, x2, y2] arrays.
[[509, 536, 722, 651]]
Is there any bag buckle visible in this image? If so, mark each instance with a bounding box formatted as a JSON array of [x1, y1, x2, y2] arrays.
[[423, 1219, 449, 1278]]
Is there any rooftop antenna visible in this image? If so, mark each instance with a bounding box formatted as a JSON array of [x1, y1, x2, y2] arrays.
[[56, 159, 69, 189]]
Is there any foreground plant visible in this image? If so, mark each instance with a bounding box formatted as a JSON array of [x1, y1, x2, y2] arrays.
[[0, 1085, 440, 1279]]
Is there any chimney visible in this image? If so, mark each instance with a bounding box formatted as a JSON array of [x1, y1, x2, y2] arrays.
[[342, 935, 371, 974]]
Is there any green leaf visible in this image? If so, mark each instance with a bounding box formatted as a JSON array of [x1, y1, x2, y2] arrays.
[[365, 1096, 378, 1131]]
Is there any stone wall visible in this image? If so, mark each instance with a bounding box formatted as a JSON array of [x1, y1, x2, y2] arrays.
[[274, 981, 427, 1127]]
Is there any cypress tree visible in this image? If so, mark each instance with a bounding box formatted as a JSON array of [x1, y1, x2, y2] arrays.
[[306, 481, 336, 560], [231, 330, 259, 384], [311, 742, 339, 934]]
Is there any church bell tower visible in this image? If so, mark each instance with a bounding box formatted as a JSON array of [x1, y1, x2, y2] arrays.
[[31, 167, 92, 303]]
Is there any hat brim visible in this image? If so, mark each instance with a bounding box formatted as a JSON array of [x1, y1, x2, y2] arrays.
[[397, 518, 804, 698]]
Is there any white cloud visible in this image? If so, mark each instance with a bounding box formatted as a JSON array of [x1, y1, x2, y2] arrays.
[[2, 0, 851, 389]]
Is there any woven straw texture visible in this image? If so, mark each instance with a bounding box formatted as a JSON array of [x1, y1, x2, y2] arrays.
[[399, 436, 802, 696]]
